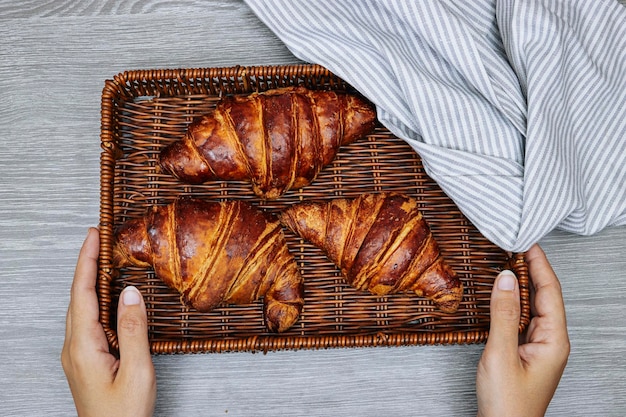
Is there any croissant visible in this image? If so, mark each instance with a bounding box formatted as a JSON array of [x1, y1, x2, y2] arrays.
[[279, 193, 463, 313], [159, 86, 377, 199], [112, 197, 304, 333]]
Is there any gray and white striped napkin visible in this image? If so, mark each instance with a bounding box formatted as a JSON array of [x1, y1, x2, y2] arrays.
[[244, 0, 626, 252]]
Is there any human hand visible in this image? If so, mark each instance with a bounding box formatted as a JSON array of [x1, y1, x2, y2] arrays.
[[476, 244, 570, 417], [61, 228, 156, 417]]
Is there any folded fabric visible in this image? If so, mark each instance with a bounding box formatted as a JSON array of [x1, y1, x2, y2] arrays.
[[244, 0, 626, 252]]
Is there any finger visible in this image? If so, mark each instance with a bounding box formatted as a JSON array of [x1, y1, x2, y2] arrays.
[[61, 306, 73, 369], [523, 245, 569, 353], [63, 228, 109, 373], [484, 270, 521, 362], [64, 304, 72, 345], [525, 244, 567, 326], [69, 228, 101, 328], [115, 286, 154, 384], [68, 228, 110, 354]]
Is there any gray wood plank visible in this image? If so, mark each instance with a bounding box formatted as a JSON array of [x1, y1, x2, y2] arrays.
[[1, 1, 625, 416], [0, 0, 211, 18]]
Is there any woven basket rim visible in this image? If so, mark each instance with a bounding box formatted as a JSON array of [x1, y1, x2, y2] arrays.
[[98, 64, 530, 354]]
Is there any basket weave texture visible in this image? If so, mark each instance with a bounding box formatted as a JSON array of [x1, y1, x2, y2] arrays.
[[98, 64, 530, 354]]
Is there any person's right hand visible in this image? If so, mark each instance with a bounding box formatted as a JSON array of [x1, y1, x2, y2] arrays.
[[476, 243, 570, 417]]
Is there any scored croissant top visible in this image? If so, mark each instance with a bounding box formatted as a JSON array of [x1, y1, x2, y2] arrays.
[[279, 193, 464, 313], [112, 197, 305, 333], [159, 86, 377, 199]]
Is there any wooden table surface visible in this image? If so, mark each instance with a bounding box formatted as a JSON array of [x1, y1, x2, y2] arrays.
[[1, 1, 625, 416]]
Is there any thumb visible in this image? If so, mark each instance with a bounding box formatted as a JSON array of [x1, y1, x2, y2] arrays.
[[484, 270, 521, 361], [116, 286, 154, 382]]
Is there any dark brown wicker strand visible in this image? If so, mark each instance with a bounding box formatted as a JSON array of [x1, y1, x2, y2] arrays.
[[99, 64, 530, 355]]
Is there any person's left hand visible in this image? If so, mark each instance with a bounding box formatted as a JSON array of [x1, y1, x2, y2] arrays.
[[61, 228, 156, 417], [476, 244, 570, 417]]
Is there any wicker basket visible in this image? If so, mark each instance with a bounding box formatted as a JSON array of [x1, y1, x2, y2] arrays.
[[98, 64, 530, 354]]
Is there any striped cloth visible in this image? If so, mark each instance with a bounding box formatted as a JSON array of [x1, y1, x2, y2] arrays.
[[244, 0, 626, 252]]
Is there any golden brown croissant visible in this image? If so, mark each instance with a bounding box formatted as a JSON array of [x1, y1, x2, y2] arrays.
[[112, 197, 304, 333], [159, 86, 376, 199], [279, 193, 463, 313]]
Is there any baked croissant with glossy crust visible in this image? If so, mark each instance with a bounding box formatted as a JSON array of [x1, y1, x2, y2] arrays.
[[159, 86, 376, 199], [279, 193, 463, 313], [112, 197, 304, 333]]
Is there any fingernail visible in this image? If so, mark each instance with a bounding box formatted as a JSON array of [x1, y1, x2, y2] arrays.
[[122, 286, 141, 305], [497, 270, 516, 291], [84, 227, 95, 241]]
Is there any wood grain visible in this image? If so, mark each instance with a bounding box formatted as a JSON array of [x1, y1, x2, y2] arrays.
[[0, 0, 211, 18], [0, 1, 625, 416]]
